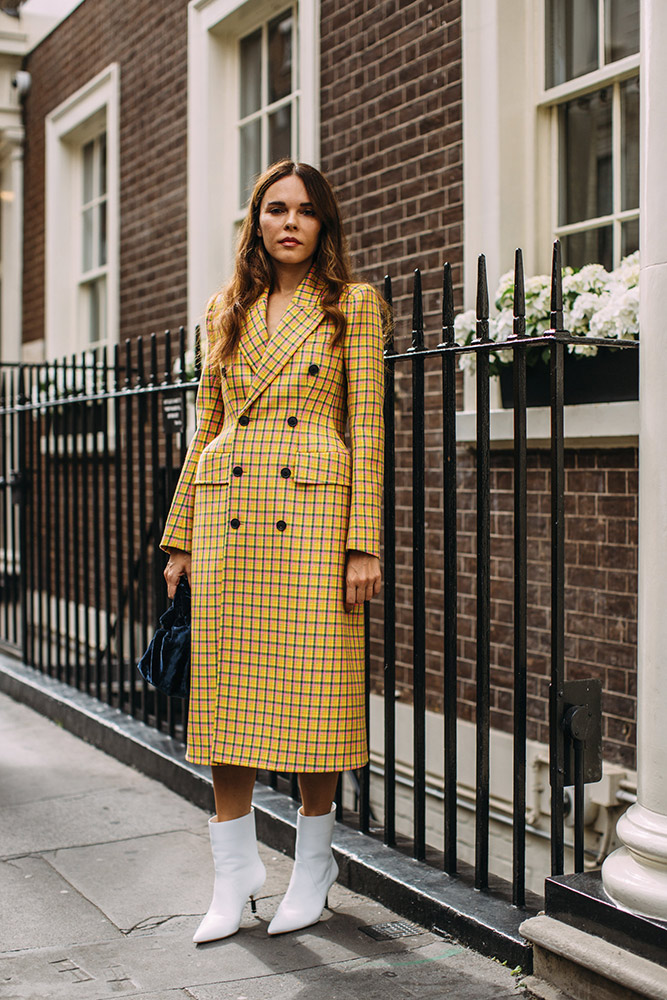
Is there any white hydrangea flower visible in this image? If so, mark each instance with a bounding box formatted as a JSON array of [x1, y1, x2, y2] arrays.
[[454, 308, 477, 342], [567, 291, 607, 334], [590, 286, 639, 340], [613, 250, 640, 288], [494, 309, 514, 342], [495, 270, 516, 311]]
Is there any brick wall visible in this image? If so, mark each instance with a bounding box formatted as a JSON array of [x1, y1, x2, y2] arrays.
[[22, 0, 188, 347], [319, 0, 463, 335], [369, 443, 638, 770]]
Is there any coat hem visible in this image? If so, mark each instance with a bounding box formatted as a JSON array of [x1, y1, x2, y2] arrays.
[[185, 750, 370, 772]]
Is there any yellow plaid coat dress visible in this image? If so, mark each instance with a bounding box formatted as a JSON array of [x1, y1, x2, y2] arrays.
[[160, 270, 385, 771]]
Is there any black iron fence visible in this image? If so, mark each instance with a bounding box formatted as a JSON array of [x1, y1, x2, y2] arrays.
[[0, 241, 636, 910]]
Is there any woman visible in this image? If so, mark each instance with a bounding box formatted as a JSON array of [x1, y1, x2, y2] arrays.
[[161, 159, 386, 943]]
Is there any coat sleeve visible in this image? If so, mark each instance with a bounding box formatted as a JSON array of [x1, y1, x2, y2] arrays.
[[343, 283, 386, 560], [159, 296, 225, 554]]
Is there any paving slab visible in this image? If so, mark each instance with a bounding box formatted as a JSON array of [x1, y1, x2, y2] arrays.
[[0, 854, 121, 952], [0, 692, 530, 1000], [0, 783, 209, 858], [0, 712, 136, 807]]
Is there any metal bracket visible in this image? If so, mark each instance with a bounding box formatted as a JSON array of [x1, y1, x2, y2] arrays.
[[9, 469, 26, 506], [551, 678, 602, 786]]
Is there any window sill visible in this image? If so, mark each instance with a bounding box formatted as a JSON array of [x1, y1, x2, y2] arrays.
[[456, 399, 639, 449]]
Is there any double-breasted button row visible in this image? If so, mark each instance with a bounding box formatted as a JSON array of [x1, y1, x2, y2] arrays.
[[230, 518, 287, 531], [231, 465, 291, 477]]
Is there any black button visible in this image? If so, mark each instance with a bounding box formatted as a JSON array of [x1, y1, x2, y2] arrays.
[[276, 520, 287, 531], [280, 467, 291, 478], [239, 414, 250, 426], [233, 466, 243, 477], [308, 363, 320, 375], [287, 416, 298, 427], [230, 518, 240, 529]]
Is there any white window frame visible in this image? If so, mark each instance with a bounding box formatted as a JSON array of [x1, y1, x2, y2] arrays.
[[536, 3, 640, 272], [79, 131, 109, 347], [45, 63, 119, 362], [236, 5, 299, 221], [187, 0, 319, 337], [459, 0, 640, 443]]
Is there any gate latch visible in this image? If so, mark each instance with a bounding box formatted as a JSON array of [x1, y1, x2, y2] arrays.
[[9, 470, 26, 506], [553, 677, 603, 786]]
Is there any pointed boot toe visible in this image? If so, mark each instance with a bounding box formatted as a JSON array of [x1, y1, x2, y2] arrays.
[[267, 803, 338, 936], [194, 808, 266, 945]]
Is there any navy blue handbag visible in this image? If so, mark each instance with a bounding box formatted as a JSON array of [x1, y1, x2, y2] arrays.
[[137, 576, 191, 698]]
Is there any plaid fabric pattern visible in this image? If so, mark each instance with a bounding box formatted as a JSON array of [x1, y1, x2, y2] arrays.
[[160, 270, 385, 771]]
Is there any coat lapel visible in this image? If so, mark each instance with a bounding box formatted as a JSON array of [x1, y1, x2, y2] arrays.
[[239, 289, 269, 372], [237, 269, 325, 416]]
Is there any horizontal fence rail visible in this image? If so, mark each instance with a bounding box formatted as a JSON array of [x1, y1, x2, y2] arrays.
[[0, 241, 637, 909]]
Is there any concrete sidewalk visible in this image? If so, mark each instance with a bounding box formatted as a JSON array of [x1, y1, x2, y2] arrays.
[[0, 692, 531, 1000]]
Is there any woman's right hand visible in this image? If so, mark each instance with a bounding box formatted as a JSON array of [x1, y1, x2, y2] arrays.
[[164, 549, 191, 599]]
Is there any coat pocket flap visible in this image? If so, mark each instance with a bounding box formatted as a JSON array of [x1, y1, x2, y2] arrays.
[[293, 450, 352, 486], [195, 450, 231, 484]]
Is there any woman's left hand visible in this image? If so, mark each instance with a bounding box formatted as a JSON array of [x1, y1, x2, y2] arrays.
[[344, 550, 382, 612]]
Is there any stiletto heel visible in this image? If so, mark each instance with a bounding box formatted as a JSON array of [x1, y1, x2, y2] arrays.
[[250, 896, 257, 914]]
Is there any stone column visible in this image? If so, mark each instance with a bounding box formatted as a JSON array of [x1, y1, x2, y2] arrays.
[[0, 126, 24, 362], [601, 0, 667, 921]]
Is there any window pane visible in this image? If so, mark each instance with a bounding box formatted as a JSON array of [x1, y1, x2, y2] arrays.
[[621, 77, 640, 211], [561, 226, 613, 271], [546, 0, 598, 88], [83, 206, 94, 271], [268, 105, 291, 164], [240, 29, 262, 118], [621, 218, 639, 258], [83, 140, 94, 204], [98, 201, 107, 267], [559, 89, 612, 226], [240, 118, 261, 206], [87, 278, 106, 344], [99, 132, 107, 197], [605, 0, 639, 63], [268, 11, 293, 104]]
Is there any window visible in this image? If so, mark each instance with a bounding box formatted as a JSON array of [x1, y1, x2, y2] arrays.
[[80, 132, 108, 345], [544, 0, 639, 270], [238, 8, 297, 210], [187, 0, 319, 335], [45, 64, 119, 360]]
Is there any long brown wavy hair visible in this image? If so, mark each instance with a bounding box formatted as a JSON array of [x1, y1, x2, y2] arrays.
[[208, 160, 362, 368]]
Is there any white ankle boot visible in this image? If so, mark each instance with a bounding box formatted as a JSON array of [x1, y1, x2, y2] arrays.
[[193, 808, 266, 944], [267, 803, 339, 935]]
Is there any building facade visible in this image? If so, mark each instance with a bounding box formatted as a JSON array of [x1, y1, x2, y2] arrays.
[[7, 0, 641, 892]]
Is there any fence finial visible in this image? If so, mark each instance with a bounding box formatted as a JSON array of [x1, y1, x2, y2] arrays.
[[136, 336, 144, 388], [442, 262, 455, 345], [512, 248, 526, 339], [474, 253, 490, 342], [410, 269, 424, 350], [550, 239, 564, 333], [383, 274, 394, 353]]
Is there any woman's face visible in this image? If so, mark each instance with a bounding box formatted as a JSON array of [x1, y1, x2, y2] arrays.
[[257, 174, 322, 269]]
